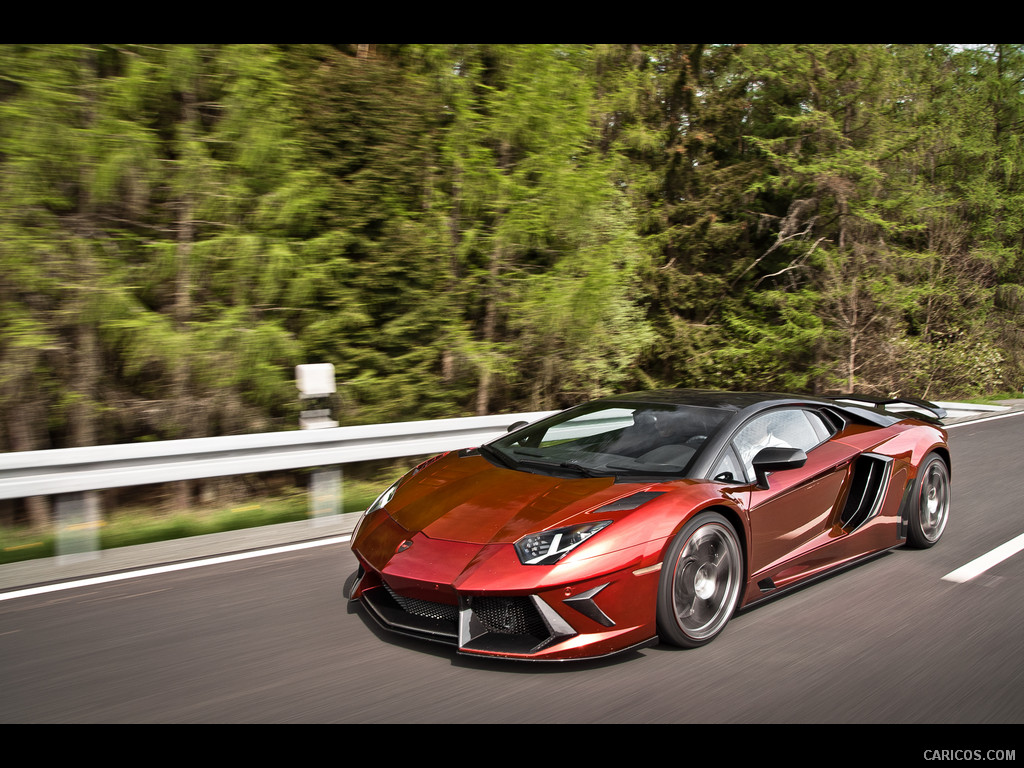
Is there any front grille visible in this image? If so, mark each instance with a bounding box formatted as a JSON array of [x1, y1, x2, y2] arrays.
[[358, 579, 577, 657], [471, 596, 548, 639], [384, 584, 459, 622]]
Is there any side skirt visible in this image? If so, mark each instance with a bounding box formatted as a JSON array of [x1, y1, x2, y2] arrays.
[[740, 545, 901, 611]]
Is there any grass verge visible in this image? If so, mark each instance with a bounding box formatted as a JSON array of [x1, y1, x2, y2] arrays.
[[0, 484, 382, 568]]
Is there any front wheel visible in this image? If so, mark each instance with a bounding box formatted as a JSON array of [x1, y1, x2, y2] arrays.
[[906, 453, 950, 549], [657, 512, 743, 648]]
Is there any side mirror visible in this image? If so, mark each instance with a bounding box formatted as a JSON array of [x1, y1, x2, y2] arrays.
[[507, 420, 529, 433], [752, 446, 807, 489]]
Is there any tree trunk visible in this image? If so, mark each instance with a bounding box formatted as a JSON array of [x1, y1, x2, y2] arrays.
[[7, 399, 51, 530], [476, 241, 500, 416], [171, 87, 198, 512]]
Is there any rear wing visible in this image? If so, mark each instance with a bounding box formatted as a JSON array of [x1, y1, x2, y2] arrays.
[[832, 395, 947, 424]]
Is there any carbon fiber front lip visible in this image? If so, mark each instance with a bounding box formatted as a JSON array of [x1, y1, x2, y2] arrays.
[[359, 585, 460, 644]]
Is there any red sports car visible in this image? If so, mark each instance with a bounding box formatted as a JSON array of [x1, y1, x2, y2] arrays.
[[348, 390, 950, 661]]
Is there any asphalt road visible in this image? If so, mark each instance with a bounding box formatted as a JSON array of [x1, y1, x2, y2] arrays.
[[2, 410, 1023, 727]]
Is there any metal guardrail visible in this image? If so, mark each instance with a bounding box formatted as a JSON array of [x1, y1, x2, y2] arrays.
[[933, 401, 1011, 420], [2, 398, 1012, 565], [0, 411, 558, 501], [0, 399, 1012, 502]]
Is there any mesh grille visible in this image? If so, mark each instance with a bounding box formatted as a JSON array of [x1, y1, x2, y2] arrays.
[[472, 596, 548, 638], [384, 584, 459, 622]]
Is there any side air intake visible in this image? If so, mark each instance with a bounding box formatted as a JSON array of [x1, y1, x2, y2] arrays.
[[840, 454, 893, 532]]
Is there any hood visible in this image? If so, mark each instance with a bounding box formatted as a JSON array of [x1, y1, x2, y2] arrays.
[[386, 451, 645, 545]]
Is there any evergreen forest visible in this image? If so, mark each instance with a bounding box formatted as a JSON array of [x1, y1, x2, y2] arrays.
[[3, 43, 1023, 464]]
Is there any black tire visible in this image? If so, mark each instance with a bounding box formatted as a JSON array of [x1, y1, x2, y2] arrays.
[[905, 452, 950, 549], [656, 511, 743, 648]]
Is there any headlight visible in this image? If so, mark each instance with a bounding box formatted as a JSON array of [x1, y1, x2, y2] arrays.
[[352, 480, 400, 542], [366, 480, 399, 515], [514, 521, 612, 565]]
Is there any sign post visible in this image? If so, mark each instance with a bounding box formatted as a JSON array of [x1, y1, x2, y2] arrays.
[[296, 364, 341, 524]]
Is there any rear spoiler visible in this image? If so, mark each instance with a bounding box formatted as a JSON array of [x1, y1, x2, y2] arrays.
[[832, 395, 947, 423]]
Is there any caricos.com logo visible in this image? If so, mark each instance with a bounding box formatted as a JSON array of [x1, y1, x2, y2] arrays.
[[923, 750, 1016, 761]]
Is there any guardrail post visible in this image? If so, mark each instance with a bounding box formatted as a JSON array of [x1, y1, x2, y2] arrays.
[[310, 466, 341, 525], [55, 491, 101, 564]]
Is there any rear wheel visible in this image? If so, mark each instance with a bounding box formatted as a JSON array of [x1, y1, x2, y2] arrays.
[[906, 453, 950, 548], [657, 512, 743, 648]]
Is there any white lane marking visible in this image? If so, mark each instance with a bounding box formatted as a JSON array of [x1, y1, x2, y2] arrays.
[[0, 535, 351, 603], [943, 409, 1024, 581], [942, 532, 1024, 583]]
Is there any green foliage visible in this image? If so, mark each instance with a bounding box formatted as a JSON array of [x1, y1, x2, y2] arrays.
[[2, 43, 1023, 512]]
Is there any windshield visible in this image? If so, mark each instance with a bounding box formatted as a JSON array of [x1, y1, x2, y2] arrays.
[[485, 403, 731, 479]]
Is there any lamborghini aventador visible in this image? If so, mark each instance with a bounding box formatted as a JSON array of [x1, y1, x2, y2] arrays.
[[348, 390, 950, 661]]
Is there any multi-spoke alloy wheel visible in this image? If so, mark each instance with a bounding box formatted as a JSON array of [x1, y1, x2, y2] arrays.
[[906, 453, 950, 549], [657, 512, 743, 648]]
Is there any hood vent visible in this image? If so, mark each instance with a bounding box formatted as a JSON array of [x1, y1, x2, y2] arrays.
[[592, 491, 665, 513]]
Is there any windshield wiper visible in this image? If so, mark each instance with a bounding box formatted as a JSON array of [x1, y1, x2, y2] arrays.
[[556, 460, 613, 477], [477, 443, 518, 469], [511, 455, 613, 478], [605, 462, 686, 477]]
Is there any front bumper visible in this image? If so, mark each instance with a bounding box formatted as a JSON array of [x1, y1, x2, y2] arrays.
[[350, 562, 660, 661], [349, 506, 665, 660]]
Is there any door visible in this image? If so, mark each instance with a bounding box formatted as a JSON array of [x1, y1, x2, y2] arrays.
[[712, 408, 857, 581]]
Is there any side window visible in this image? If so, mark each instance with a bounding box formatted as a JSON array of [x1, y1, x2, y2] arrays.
[[726, 408, 834, 482], [803, 409, 835, 443]]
